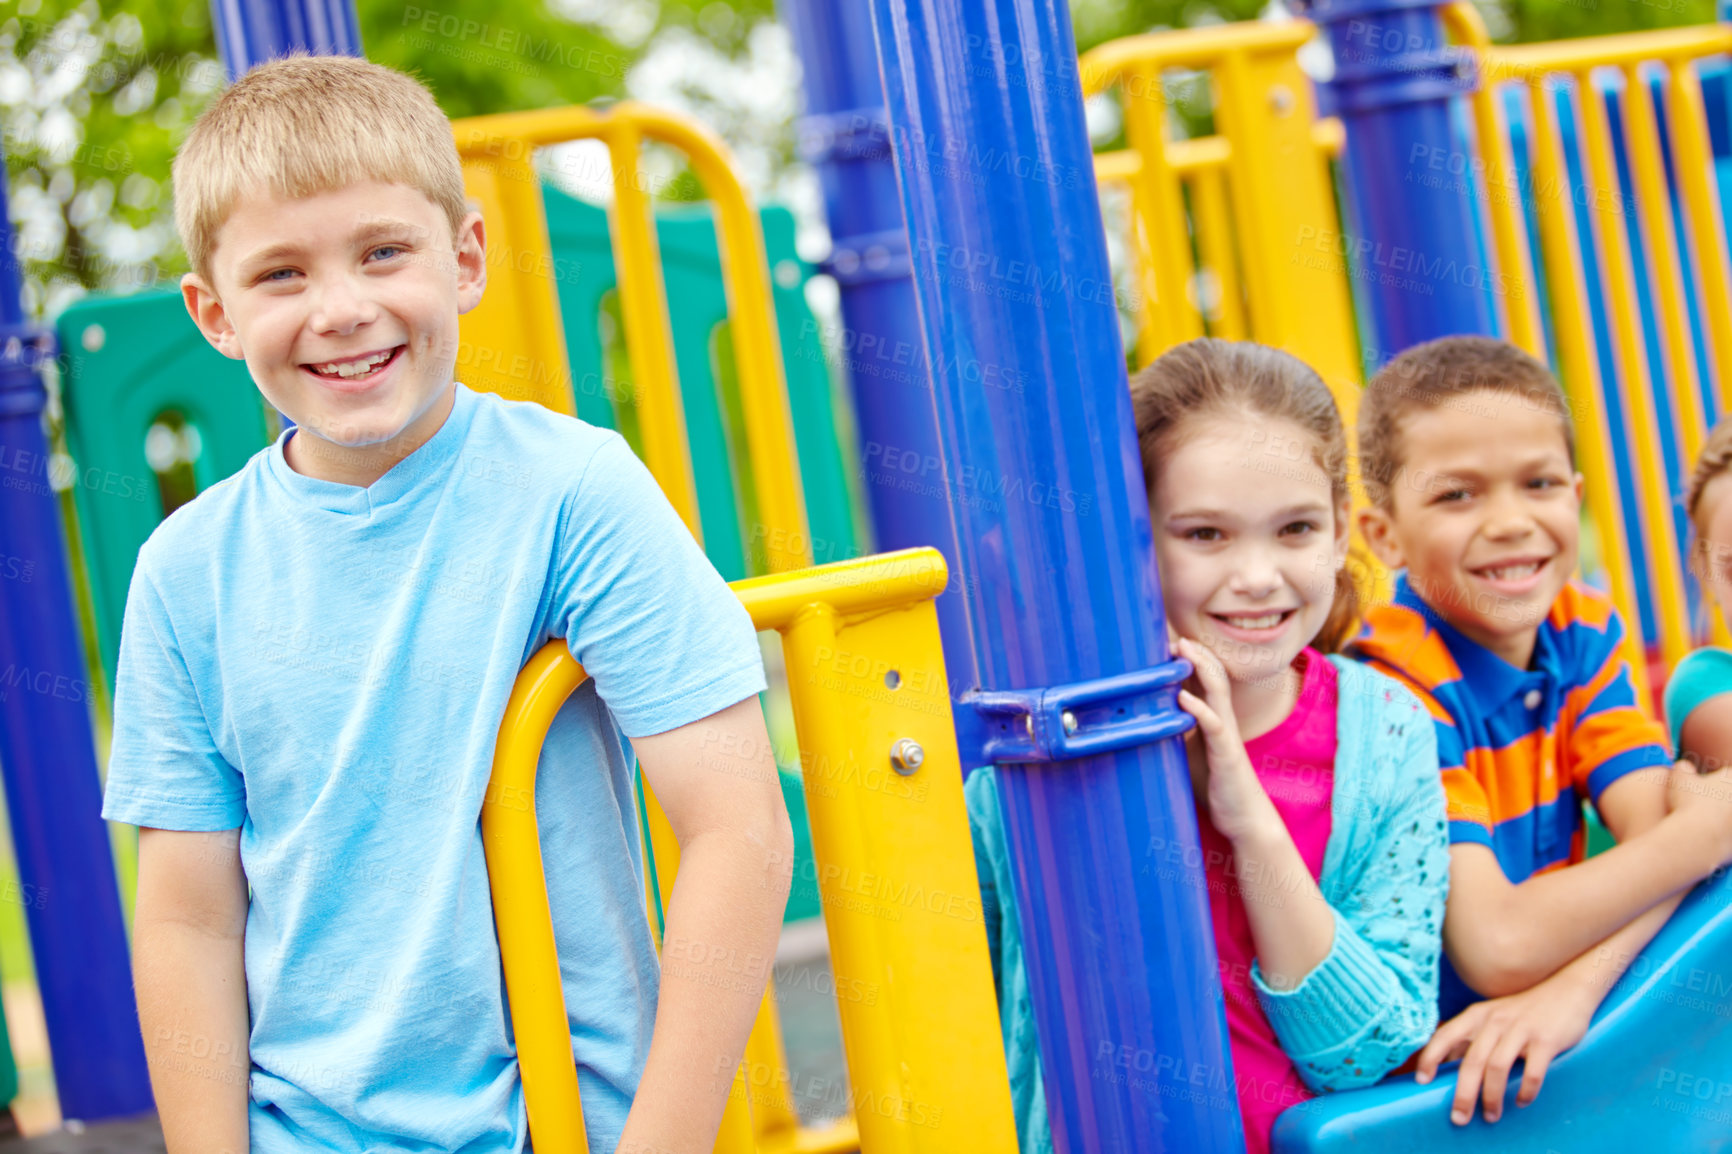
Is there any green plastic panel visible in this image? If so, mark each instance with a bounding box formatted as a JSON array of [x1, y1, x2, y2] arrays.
[[56, 289, 273, 696]]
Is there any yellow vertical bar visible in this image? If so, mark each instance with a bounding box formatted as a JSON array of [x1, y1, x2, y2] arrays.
[[1573, 68, 1691, 672], [1449, 5, 1545, 357], [454, 144, 578, 413], [779, 595, 1016, 1153], [483, 646, 593, 1154], [1526, 81, 1653, 701], [742, 991, 800, 1143], [1621, 63, 1707, 469], [1213, 47, 1362, 409], [606, 123, 703, 539], [650, 108, 813, 573], [1667, 60, 1732, 418], [1664, 58, 1732, 652], [1189, 163, 1246, 339], [1121, 65, 1204, 363]]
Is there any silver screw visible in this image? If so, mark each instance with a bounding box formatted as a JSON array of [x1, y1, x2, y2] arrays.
[[1269, 84, 1294, 115], [81, 324, 105, 352], [1061, 710, 1079, 736], [891, 738, 925, 775]]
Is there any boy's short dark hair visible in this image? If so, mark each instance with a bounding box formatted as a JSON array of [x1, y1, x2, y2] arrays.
[[1359, 335, 1575, 508]]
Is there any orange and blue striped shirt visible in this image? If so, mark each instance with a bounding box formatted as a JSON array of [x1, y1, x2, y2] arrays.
[[1349, 574, 1671, 884]]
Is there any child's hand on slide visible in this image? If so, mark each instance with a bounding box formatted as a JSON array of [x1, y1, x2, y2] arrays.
[[1172, 636, 1280, 844], [1413, 967, 1600, 1125]]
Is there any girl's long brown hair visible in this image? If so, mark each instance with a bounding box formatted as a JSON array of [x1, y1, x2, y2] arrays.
[[1130, 338, 1359, 654]]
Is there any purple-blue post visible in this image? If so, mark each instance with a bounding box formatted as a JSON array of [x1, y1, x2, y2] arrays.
[[1303, 0, 1497, 357], [211, 0, 362, 81], [781, 0, 977, 690], [871, 1, 1243, 1150], [0, 173, 153, 1118]]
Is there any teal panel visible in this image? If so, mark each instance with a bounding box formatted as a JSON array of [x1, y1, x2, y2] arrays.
[[760, 207, 864, 567], [539, 187, 621, 432], [56, 289, 272, 694]]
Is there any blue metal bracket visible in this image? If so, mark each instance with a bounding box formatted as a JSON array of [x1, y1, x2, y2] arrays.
[[820, 226, 912, 286], [955, 658, 1196, 767], [796, 106, 894, 163]]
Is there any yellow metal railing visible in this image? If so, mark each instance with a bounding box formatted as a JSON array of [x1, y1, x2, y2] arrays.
[[1081, 23, 1362, 419], [482, 548, 1017, 1154], [451, 103, 814, 576], [1446, 5, 1732, 682]]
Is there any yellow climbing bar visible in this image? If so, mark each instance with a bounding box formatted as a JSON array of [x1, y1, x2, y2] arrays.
[[452, 103, 813, 573], [484, 548, 1015, 1153]]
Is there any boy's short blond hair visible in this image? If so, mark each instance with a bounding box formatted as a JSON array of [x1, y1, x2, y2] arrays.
[[1359, 335, 1575, 508], [173, 52, 470, 287]]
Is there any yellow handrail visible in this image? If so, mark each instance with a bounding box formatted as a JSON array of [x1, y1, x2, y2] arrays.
[[452, 103, 814, 575], [483, 548, 1016, 1154]]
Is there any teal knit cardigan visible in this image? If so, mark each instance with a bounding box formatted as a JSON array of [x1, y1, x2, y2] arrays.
[[965, 655, 1450, 1152]]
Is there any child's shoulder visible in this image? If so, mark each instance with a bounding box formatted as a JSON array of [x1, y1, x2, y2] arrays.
[[1545, 578, 1620, 633], [1664, 646, 1732, 750], [456, 384, 623, 490]]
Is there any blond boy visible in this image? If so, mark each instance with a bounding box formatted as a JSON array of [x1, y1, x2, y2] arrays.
[[102, 55, 792, 1154], [1350, 336, 1732, 1126]]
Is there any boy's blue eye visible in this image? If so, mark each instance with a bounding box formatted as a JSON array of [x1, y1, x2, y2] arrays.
[[370, 245, 405, 261], [262, 268, 295, 282]]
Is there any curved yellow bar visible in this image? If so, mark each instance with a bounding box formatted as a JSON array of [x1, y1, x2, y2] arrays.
[[483, 643, 593, 1154], [452, 103, 812, 575]]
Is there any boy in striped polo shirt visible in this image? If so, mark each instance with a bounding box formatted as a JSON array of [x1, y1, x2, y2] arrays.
[[1348, 337, 1732, 1127]]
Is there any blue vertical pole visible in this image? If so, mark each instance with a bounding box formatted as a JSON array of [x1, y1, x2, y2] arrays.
[[0, 174, 153, 1117], [871, 2, 1242, 1151], [211, 0, 362, 80], [1305, 0, 1497, 360], [781, 0, 977, 690]]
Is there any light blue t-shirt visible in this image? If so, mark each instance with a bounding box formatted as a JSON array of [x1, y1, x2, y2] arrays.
[[101, 381, 768, 1154], [1664, 646, 1732, 754]]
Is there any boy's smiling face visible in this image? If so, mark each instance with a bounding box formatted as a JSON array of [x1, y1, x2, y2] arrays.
[[182, 179, 485, 487], [1358, 387, 1583, 669]]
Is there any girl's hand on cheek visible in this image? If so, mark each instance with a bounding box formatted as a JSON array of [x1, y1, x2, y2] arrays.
[[1174, 637, 1281, 844]]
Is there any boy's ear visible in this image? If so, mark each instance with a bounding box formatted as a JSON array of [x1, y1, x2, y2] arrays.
[[181, 272, 244, 360], [1356, 502, 1406, 570], [1572, 470, 1585, 505], [454, 209, 486, 315]]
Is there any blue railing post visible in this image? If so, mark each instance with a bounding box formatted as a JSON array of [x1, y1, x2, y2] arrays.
[[211, 0, 362, 80], [0, 172, 153, 1120], [1304, 0, 1498, 361], [781, 0, 977, 689], [870, 2, 1243, 1150]]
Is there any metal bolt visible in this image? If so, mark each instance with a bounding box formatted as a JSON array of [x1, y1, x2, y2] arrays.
[[81, 324, 105, 353], [1269, 84, 1294, 115], [1061, 710, 1079, 736], [891, 738, 925, 776], [1024, 714, 1036, 738]]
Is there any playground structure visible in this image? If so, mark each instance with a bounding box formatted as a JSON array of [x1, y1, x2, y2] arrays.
[[2, 0, 1732, 1151]]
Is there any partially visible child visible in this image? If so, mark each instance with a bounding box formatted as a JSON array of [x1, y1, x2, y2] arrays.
[[1667, 418, 1732, 764], [1350, 336, 1732, 1128], [968, 338, 1449, 1154]]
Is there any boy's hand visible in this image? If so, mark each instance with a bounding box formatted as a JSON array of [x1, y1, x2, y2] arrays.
[[1173, 637, 1280, 844], [1414, 967, 1600, 1125]]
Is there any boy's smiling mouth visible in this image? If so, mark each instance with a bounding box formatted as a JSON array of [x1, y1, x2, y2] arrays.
[[1468, 555, 1550, 593], [302, 344, 406, 383]]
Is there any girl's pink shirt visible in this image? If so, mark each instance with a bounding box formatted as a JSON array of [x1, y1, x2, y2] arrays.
[[1196, 647, 1339, 1154]]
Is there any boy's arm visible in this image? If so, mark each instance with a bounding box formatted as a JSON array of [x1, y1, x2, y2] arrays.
[[1417, 766, 1688, 1124], [617, 696, 794, 1154], [1443, 763, 1732, 997], [133, 827, 250, 1154]]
